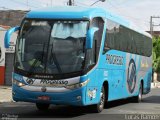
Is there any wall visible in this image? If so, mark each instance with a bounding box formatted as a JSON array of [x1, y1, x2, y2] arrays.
[[0, 30, 17, 85], [0, 30, 6, 85], [0, 10, 26, 85], [0, 10, 26, 27]]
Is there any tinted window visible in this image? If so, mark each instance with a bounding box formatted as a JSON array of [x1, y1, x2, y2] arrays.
[[104, 19, 152, 57]]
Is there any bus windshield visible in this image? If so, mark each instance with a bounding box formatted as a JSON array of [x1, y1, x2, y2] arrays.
[[15, 19, 88, 75]]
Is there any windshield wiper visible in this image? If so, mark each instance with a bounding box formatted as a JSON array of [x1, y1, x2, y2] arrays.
[[50, 43, 62, 74]]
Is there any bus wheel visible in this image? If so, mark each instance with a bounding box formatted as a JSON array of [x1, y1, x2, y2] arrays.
[[92, 86, 105, 113], [133, 83, 143, 103], [36, 103, 50, 111]]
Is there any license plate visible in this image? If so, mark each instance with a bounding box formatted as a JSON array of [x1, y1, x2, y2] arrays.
[[38, 96, 50, 101]]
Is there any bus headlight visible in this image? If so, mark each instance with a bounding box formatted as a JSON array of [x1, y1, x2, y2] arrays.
[[65, 79, 89, 89], [13, 79, 26, 87]]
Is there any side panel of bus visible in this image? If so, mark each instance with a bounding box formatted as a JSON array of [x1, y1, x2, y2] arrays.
[[100, 50, 152, 101], [100, 18, 152, 101]]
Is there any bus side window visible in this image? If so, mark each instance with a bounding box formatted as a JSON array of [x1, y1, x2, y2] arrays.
[[103, 19, 120, 54], [103, 19, 152, 57], [103, 30, 110, 53], [92, 17, 104, 59]]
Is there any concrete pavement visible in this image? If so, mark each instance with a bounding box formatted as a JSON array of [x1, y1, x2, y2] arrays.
[[0, 86, 12, 103], [0, 88, 159, 120]]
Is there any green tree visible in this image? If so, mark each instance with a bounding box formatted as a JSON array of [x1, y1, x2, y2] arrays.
[[152, 37, 160, 72]]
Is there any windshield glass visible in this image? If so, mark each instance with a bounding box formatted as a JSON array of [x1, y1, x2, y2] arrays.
[[15, 19, 88, 74]]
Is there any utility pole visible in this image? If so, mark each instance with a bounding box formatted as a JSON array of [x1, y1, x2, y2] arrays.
[[150, 16, 153, 36], [68, 0, 74, 6], [150, 16, 160, 36], [27, 0, 29, 10], [51, 0, 53, 6]]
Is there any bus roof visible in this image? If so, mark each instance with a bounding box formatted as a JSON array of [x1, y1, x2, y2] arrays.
[[26, 6, 152, 38], [26, 6, 106, 20]]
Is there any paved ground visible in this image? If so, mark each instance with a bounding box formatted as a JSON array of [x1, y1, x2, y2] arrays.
[[0, 86, 12, 103], [0, 88, 160, 120]]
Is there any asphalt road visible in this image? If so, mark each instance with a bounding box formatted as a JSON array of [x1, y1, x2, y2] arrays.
[[0, 88, 160, 120]]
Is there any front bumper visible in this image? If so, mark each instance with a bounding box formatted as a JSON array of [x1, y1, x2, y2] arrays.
[[12, 85, 87, 106]]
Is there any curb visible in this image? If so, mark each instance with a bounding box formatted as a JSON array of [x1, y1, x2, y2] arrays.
[[151, 82, 160, 89], [0, 86, 12, 90], [151, 83, 155, 89], [0, 86, 12, 103], [0, 100, 13, 103], [156, 86, 160, 88]]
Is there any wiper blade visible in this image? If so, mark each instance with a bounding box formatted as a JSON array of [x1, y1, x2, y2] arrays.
[[50, 43, 62, 74]]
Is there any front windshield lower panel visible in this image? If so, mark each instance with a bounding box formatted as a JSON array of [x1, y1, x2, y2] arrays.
[[14, 19, 89, 78]]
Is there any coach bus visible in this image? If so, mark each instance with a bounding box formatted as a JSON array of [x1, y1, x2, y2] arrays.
[[4, 6, 152, 113]]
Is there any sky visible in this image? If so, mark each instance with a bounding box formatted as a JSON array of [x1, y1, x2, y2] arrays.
[[0, 0, 160, 31]]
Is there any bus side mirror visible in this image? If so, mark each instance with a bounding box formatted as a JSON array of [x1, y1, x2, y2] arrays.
[[86, 27, 99, 49], [4, 26, 20, 48]]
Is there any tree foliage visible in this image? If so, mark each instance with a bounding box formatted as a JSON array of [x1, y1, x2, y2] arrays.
[[152, 37, 160, 72]]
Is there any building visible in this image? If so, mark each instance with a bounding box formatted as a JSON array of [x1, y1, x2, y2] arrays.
[[0, 10, 26, 27], [0, 10, 26, 86], [146, 31, 160, 37], [0, 27, 17, 86], [0, 29, 5, 85]]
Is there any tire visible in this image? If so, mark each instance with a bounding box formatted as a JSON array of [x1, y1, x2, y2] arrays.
[[36, 103, 50, 111], [91, 86, 105, 113], [132, 83, 143, 103]]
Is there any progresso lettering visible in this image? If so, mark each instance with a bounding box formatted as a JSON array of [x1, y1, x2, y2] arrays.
[[106, 54, 124, 65], [40, 79, 68, 86]]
